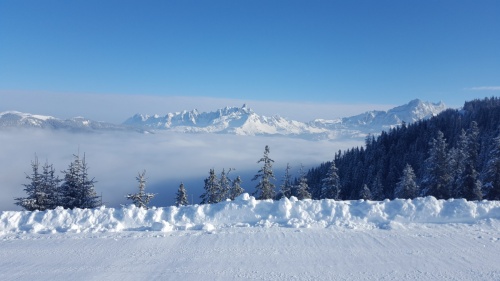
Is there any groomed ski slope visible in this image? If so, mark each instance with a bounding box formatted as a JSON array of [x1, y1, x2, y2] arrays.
[[1, 195, 500, 280]]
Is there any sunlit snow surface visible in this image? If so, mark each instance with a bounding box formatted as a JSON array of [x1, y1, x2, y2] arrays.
[[1, 195, 499, 280]]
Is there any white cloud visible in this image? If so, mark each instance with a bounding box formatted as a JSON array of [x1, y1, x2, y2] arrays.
[[0, 129, 361, 211], [466, 86, 500, 91]]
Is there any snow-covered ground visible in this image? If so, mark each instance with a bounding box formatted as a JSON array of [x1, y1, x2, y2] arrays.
[[1, 195, 499, 280]]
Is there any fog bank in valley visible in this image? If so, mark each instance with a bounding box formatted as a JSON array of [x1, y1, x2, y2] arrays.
[[0, 129, 361, 210]]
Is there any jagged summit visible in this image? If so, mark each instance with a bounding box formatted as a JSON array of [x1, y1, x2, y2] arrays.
[[0, 99, 447, 140], [123, 99, 447, 139]]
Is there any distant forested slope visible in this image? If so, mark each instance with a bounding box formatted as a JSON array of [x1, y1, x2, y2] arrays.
[[306, 97, 500, 201]]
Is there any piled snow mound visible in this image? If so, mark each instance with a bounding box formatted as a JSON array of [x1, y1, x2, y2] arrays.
[[1, 194, 499, 235]]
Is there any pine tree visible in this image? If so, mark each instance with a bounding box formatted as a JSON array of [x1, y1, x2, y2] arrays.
[[370, 172, 385, 200], [40, 161, 62, 209], [218, 168, 231, 202], [278, 163, 293, 199], [296, 165, 311, 200], [252, 145, 276, 200], [78, 156, 100, 209], [459, 122, 482, 200], [359, 184, 372, 200], [321, 160, 341, 200], [59, 154, 81, 209], [422, 131, 450, 199], [460, 163, 483, 200], [394, 164, 419, 199], [200, 169, 220, 204], [229, 176, 244, 200], [60, 154, 100, 209], [126, 170, 155, 208], [15, 156, 46, 211], [175, 182, 189, 207], [484, 135, 500, 199], [448, 129, 468, 197]]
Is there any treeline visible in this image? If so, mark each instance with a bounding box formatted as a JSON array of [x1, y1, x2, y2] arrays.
[[306, 97, 500, 201]]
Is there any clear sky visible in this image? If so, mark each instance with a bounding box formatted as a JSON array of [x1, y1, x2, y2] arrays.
[[1, 0, 499, 118]]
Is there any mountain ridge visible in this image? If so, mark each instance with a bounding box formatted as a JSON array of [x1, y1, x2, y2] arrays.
[[0, 99, 446, 140]]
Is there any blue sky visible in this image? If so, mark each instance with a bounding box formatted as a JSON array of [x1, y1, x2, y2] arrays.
[[1, 0, 499, 118]]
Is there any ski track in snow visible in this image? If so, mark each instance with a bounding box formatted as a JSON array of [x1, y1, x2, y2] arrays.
[[1, 195, 499, 281]]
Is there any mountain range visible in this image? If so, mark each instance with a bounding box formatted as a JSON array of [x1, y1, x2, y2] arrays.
[[0, 99, 446, 140]]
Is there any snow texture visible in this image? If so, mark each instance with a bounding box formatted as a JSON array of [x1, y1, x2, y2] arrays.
[[2, 194, 499, 235]]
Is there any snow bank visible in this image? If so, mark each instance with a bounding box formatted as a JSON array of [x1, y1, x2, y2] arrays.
[[1, 194, 499, 235]]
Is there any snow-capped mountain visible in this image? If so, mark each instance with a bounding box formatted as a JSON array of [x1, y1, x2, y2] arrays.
[[0, 111, 132, 132], [0, 99, 446, 139], [311, 99, 446, 132], [124, 99, 446, 139]]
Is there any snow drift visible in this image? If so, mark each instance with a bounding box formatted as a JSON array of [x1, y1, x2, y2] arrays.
[[1, 194, 499, 235]]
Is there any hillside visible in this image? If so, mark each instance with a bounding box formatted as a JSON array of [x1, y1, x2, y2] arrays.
[[306, 97, 500, 201]]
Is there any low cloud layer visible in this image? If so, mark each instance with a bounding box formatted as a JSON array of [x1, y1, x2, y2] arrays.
[[0, 129, 361, 210], [466, 86, 500, 91]]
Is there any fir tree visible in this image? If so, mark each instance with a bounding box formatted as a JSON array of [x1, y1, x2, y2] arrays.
[[296, 164, 311, 200], [252, 145, 276, 200], [370, 172, 385, 201], [278, 163, 293, 199], [175, 182, 189, 207], [359, 184, 372, 200], [229, 176, 244, 200], [200, 169, 220, 204], [218, 168, 231, 202], [126, 170, 155, 208], [78, 156, 100, 209], [484, 135, 500, 199], [40, 161, 62, 209], [321, 160, 341, 200], [448, 129, 468, 197], [394, 164, 418, 199], [458, 122, 482, 200], [15, 156, 46, 211], [422, 131, 450, 199], [460, 163, 482, 200], [60, 154, 100, 209]]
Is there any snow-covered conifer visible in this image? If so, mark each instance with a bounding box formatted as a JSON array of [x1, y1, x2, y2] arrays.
[[321, 160, 341, 200], [278, 163, 293, 199], [252, 145, 276, 200], [40, 161, 62, 209], [175, 182, 189, 207], [78, 156, 100, 209], [200, 169, 220, 204], [448, 129, 468, 197], [60, 154, 100, 209], [296, 164, 311, 200], [370, 173, 384, 200], [15, 156, 46, 211], [394, 164, 418, 199], [218, 168, 231, 202], [458, 122, 482, 200], [359, 184, 372, 200], [126, 170, 155, 208], [229, 176, 244, 200], [484, 135, 500, 199], [422, 131, 450, 199]]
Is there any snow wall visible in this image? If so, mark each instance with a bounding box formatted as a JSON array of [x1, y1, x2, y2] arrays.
[[2, 194, 500, 235]]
